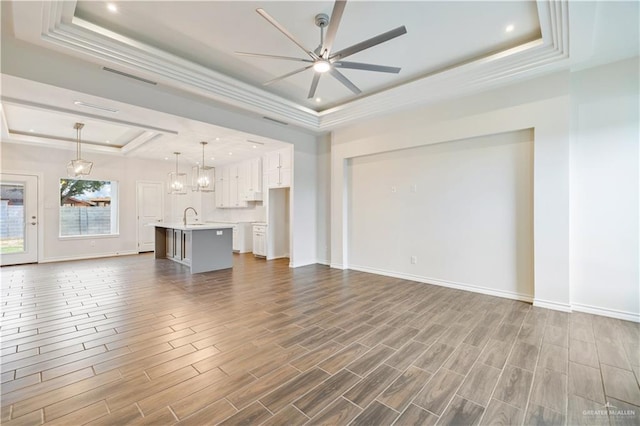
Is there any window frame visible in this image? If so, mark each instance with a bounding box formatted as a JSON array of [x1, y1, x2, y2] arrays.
[[58, 178, 120, 239]]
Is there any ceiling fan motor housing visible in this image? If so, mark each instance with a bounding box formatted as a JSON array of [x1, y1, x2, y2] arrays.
[[315, 13, 329, 28]]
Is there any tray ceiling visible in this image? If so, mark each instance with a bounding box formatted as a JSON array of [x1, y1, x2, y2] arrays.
[[8, 0, 571, 131]]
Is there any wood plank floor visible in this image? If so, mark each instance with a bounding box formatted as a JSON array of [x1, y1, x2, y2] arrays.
[[1, 253, 639, 425]]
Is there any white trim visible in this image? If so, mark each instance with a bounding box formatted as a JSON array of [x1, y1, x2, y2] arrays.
[[533, 298, 572, 312], [330, 263, 345, 270], [348, 264, 534, 303], [39, 250, 138, 264], [572, 303, 640, 324], [316, 259, 330, 266], [289, 260, 317, 268]]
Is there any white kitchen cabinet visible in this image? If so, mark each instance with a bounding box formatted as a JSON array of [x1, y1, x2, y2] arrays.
[[231, 222, 253, 253], [215, 167, 230, 208], [228, 164, 248, 208], [216, 164, 254, 208], [252, 224, 267, 257], [265, 147, 292, 188], [243, 158, 263, 201]]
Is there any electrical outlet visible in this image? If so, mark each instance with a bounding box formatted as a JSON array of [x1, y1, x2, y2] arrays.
[[411, 256, 417, 264], [411, 184, 418, 193]]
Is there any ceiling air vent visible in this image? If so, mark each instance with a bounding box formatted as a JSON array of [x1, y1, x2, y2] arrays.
[[262, 116, 288, 126], [102, 67, 157, 85]]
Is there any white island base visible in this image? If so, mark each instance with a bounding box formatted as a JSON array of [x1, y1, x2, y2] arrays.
[[153, 224, 233, 274]]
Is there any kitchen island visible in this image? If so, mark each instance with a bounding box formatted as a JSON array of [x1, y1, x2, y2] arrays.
[[153, 223, 233, 273]]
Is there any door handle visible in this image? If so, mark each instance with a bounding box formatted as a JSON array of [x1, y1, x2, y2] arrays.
[[30, 222, 37, 225]]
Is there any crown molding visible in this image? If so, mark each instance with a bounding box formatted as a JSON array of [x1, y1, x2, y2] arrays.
[[10, 0, 570, 132]]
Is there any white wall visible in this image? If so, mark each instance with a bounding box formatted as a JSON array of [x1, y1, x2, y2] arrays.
[[331, 72, 572, 311], [348, 130, 534, 301], [1, 143, 177, 262], [330, 59, 640, 321], [570, 58, 639, 321]]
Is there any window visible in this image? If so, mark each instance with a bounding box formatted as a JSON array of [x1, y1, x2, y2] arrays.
[[60, 179, 118, 237]]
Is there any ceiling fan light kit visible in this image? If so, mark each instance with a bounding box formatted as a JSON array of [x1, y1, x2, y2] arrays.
[[236, 0, 407, 100]]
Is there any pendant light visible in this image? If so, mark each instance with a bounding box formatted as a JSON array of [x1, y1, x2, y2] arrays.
[[66, 122, 93, 177], [192, 141, 215, 192], [167, 152, 187, 194]]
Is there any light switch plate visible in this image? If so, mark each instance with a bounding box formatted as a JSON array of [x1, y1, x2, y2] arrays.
[[216, 230, 223, 235]]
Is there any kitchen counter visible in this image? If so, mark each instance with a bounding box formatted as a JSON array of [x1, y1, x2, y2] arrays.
[[153, 222, 233, 231], [152, 223, 233, 273]]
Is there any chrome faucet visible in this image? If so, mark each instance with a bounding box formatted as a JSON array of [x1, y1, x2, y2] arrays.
[[183, 207, 198, 226]]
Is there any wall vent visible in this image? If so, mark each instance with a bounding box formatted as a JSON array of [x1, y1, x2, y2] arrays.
[[262, 116, 288, 126], [102, 67, 158, 85]]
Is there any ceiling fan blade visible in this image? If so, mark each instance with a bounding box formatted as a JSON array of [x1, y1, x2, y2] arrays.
[[322, 0, 347, 56], [307, 73, 321, 99], [263, 65, 313, 86], [329, 68, 361, 95], [235, 52, 313, 63], [256, 8, 318, 60], [333, 61, 401, 73], [330, 25, 407, 61]]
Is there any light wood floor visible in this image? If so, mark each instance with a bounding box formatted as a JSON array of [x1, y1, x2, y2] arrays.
[[1, 253, 639, 425]]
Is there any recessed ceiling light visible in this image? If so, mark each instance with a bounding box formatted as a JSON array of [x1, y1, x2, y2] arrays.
[[252, 145, 257, 149], [164, 157, 169, 160], [228, 152, 233, 156], [106, 140, 110, 143], [215, 137, 220, 141], [315, 97, 322, 103], [210, 156, 215, 160], [29, 129, 34, 132], [505, 24, 514, 33], [107, 3, 118, 13]]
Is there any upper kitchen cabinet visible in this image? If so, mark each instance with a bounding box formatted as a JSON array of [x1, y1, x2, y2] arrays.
[[216, 163, 248, 209], [243, 157, 263, 201], [214, 157, 264, 208], [265, 147, 292, 188]]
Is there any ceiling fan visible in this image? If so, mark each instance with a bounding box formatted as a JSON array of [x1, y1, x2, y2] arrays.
[[236, 0, 407, 99]]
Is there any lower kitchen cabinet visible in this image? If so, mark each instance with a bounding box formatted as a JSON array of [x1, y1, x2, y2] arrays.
[[166, 228, 191, 266], [232, 223, 253, 253], [252, 224, 267, 257]]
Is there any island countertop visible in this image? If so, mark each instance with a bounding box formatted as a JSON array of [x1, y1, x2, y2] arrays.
[[152, 222, 234, 231]]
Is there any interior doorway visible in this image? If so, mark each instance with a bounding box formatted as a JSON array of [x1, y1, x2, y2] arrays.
[[1, 173, 39, 266]]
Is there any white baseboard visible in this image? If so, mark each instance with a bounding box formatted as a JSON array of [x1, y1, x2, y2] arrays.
[[316, 259, 330, 266], [40, 250, 139, 264], [289, 260, 317, 268], [348, 264, 533, 303], [330, 263, 345, 270], [572, 303, 640, 323], [533, 298, 572, 312]]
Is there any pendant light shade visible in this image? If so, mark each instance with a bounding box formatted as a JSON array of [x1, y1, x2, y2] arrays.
[[66, 122, 93, 177], [168, 152, 187, 195], [192, 141, 215, 192]]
